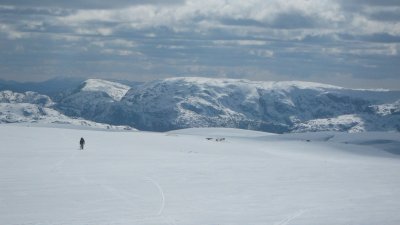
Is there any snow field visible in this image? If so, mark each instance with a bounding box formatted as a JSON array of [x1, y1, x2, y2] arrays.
[[1, 125, 400, 225]]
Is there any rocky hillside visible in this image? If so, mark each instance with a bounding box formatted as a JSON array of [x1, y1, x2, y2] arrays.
[[55, 77, 400, 133], [0, 90, 134, 130]]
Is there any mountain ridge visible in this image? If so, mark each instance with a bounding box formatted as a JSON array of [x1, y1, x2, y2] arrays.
[[57, 77, 400, 133], [0, 90, 135, 131], [1, 77, 399, 133]]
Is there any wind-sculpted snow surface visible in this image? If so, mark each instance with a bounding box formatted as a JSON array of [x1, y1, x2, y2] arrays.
[[1, 125, 400, 225]]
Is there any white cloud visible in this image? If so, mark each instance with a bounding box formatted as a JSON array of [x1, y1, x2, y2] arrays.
[[100, 48, 142, 56], [348, 44, 399, 56], [213, 40, 268, 46], [75, 27, 113, 36], [156, 45, 185, 49], [61, 9, 115, 23], [249, 49, 274, 58], [0, 23, 25, 39], [350, 14, 400, 35], [322, 43, 399, 56], [50, 34, 82, 42], [59, 0, 343, 32]]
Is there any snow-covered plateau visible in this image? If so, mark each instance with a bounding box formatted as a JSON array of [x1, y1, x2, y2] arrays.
[[1, 124, 399, 225]]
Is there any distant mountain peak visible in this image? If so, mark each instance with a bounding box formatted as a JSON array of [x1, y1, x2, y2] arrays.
[[158, 76, 344, 91], [80, 79, 130, 101]]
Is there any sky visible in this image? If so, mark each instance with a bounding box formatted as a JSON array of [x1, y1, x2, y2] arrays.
[[0, 0, 399, 89]]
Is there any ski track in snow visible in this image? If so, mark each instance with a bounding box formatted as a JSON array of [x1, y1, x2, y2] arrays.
[[74, 174, 170, 225], [52, 178, 171, 225], [142, 177, 177, 225], [51, 159, 170, 225], [143, 176, 166, 216], [273, 209, 308, 225]]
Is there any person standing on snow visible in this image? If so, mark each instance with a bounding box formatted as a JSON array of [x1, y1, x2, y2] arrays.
[[80, 137, 85, 150]]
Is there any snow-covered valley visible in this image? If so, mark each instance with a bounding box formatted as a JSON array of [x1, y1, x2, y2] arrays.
[[1, 124, 400, 225]]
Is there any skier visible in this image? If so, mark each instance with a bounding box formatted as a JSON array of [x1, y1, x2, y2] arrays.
[[80, 137, 85, 150]]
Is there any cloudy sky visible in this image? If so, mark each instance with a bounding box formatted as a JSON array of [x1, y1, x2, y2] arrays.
[[0, 0, 399, 89]]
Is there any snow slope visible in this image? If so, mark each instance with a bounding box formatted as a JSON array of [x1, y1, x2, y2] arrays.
[[80, 79, 131, 101], [56, 79, 133, 125], [0, 103, 134, 130], [1, 124, 400, 225]]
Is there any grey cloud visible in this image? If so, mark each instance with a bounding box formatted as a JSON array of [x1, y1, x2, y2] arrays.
[[344, 0, 400, 6], [338, 0, 400, 18], [300, 34, 338, 44], [367, 10, 400, 22], [340, 0, 400, 9], [220, 11, 318, 30], [361, 34, 400, 43], [270, 11, 317, 29], [219, 18, 265, 27], [0, 5, 72, 16], [0, 0, 399, 89], [348, 55, 400, 79], [339, 33, 400, 43], [0, 0, 184, 9]]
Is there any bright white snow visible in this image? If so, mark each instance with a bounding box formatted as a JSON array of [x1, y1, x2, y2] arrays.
[[81, 79, 131, 101], [162, 77, 344, 91], [1, 124, 400, 225], [0, 103, 135, 131], [293, 114, 366, 133]]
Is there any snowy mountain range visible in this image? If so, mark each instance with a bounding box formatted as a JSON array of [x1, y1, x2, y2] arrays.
[[0, 90, 134, 131], [1, 77, 399, 133]]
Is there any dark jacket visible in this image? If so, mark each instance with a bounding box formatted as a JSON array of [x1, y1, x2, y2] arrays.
[[80, 138, 85, 145]]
